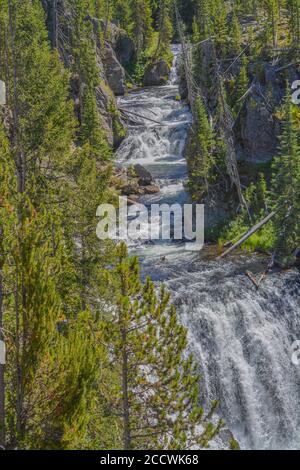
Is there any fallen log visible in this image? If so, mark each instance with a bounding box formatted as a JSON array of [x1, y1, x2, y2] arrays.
[[245, 255, 275, 289], [245, 271, 260, 289], [119, 108, 165, 126], [218, 209, 280, 259]]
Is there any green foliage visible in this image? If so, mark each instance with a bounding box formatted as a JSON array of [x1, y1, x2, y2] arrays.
[[104, 243, 223, 450], [218, 173, 276, 253], [187, 96, 216, 198], [270, 96, 300, 261]]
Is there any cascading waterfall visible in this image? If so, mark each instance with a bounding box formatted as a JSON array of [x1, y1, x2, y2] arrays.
[[117, 45, 300, 450]]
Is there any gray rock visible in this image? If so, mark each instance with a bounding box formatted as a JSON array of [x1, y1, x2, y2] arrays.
[[143, 185, 160, 194], [94, 18, 136, 67], [121, 184, 145, 196], [179, 76, 188, 100], [102, 42, 126, 96], [115, 35, 135, 67], [41, 3, 126, 147], [143, 60, 170, 87], [95, 83, 125, 148], [133, 164, 153, 186], [235, 95, 279, 163]]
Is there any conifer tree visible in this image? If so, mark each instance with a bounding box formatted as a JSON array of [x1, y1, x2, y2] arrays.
[[104, 243, 223, 450], [188, 97, 215, 198], [287, 0, 300, 45], [231, 11, 242, 53], [3, 0, 74, 202], [192, 0, 212, 41], [234, 55, 249, 113], [154, 0, 173, 61], [130, 0, 153, 58], [270, 96, 300, 262], [264, 0, 279, 48], [0, 119, 16, 449]]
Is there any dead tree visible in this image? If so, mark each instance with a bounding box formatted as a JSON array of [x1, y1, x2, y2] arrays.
[[218, 208, 280, 259]]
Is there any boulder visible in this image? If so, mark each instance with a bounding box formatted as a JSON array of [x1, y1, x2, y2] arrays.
[[143, 185, 160, 194], [133, 164, 153, 186], [127, 195, 140, 205], [96, 18, 136, 67], [121, 184, 144, 196], [95, 82, 125, 148], [102, 42, 126, 96], [179, 76, 188, 100], [143, 60, 170, 87], [115, 35, 135, 67]]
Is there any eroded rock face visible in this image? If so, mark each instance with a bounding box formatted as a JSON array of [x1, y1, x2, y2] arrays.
[[133, 164, 153, 186], [143, 60, 170, 86], [235, 95, 280, 163], [115, 35, 135, 67], [41, 3, 126, 147], [102, 42, 126, 96], [234, 62, 300, 163], [95, 18, 136, 67]]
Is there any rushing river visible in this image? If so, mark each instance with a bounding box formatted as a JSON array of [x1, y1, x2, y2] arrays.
[[117, 45, 300, 450]]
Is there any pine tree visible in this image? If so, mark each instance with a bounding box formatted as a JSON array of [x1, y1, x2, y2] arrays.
[[287, 0, 300, 45], [264, 0, 279, 48], [130, 0, 153, 58], [188, 96, 215, 198], [234, 55, 249, 112], [270, 96, 300, 262], [192, 0, 212, 42], [104, 243, 223, 450], [0, 119, 16, 449], [154, 0, 173, 61], [230, 11, 242, 53], [3, 0, 74, 202]]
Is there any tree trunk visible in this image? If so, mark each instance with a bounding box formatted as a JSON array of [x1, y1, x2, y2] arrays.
[[218, 209, 280, 259], [53, 0, 58, 49], [0, 226, 5, 449], [8, 0, 25, 445], [121, 327, 131, 450]]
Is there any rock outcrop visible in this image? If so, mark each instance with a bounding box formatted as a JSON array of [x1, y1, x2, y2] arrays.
[[235, 94, 280, 163], [113, 166, 160, 198], [133, 164, 153, 186], [102, 42, 126, 96], [41, 1, 126, 147], [100, 20, 136, 67], [235, 62, 300, 163], [143, 60, 170, 86]]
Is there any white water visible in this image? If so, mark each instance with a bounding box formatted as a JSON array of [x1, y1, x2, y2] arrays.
[[117, 46, 300, 449]]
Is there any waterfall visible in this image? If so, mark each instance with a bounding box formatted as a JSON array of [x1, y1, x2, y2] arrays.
[[117, 46, 300, 450]]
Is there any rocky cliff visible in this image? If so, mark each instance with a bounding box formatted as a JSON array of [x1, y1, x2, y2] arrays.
[[41, 0, 133, 148]]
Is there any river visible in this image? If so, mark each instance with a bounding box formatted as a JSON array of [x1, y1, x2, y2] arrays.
[[116, 45, 300, 450]]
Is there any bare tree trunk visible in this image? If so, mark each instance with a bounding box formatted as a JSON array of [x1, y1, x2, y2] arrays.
[[0, 226, 5, 449], [121, 327, 131, 450], [53, 0, 58, 49], [104, 0, 110, 41], [218, 209, 280, 259], [8, 0, 25, 194], [8, 0, 25, 445]]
